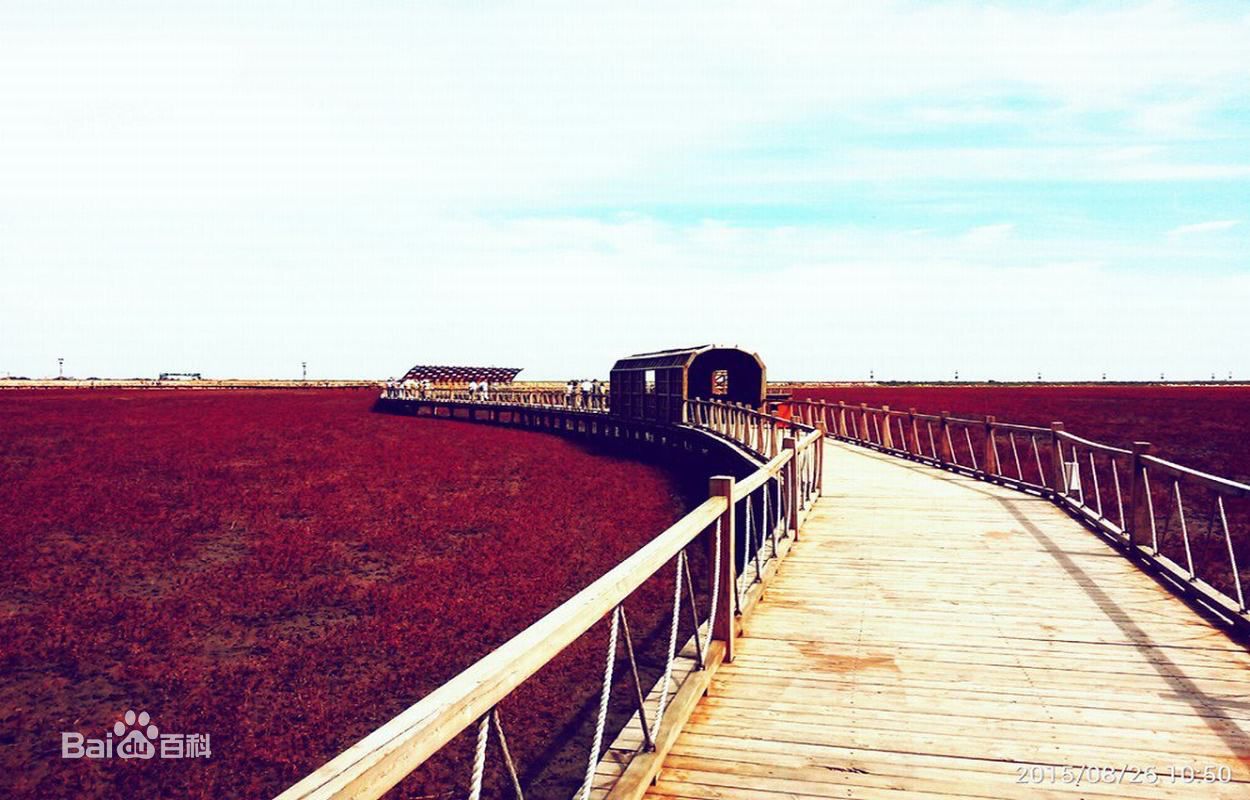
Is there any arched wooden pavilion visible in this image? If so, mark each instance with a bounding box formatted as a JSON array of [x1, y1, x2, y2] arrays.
[[609, 345, 766, 425]]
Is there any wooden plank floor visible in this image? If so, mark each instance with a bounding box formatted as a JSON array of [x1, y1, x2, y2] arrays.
[[642, 441, 1250, 799]]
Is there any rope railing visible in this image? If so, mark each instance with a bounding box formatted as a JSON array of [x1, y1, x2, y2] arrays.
[[789, 396, 1250, 636], [279, 403, 823, 800]]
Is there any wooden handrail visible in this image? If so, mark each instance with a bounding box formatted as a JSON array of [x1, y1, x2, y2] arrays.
[[278, 498, 725, 800], [792, 399, 1052, 432], [1055, 428, 1133, 456], [1142, 454, 1250, 498], [991, 419, 1051, 434], [732, 451, 791, 501]]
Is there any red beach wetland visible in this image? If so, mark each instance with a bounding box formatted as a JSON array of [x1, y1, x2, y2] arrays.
[[7, 383, 1250, 798], [0, 389, 687, 799]]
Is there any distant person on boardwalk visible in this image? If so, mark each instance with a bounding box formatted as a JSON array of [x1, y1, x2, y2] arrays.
[[468, 380, 477, 401], [565, 380, 576, 406], [480, 379, 489, 401], [580, 379, 592, 407], [591, 379, 604, 409]]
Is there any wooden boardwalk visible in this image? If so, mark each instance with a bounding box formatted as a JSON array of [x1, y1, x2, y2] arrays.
[[643, 441, 1250, 799]]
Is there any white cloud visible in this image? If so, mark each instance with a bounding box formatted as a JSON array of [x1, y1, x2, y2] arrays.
[[961, 223, 1016, 247], [1131, 98, 1212, 138], [738, 147, 1250, 186], [1167, 220, 1241, 238], [1097, 146, 1164, 163], [1, 2, 1248, 205]]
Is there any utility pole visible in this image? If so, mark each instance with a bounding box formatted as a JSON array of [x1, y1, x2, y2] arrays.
[[57, 357, 64, 378], [301, 361, 307, 381]]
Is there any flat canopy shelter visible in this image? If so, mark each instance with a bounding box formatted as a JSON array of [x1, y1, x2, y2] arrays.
[[400, 365, 522, 385], [609, 345, 766, 425]]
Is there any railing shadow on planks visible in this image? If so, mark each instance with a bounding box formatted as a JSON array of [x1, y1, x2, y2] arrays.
[[786, 398, 1250, 639], [278, 395, 824, 800]]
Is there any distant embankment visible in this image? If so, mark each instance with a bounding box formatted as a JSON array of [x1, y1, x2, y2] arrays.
[[0, 379, 576, 391], [0, 379, 379, 390]]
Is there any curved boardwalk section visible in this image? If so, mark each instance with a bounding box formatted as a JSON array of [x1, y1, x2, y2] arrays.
[[645, 441, 1250, 799]]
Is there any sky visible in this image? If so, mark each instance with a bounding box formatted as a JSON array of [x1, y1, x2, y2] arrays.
[[1, 1, 1248, 381]]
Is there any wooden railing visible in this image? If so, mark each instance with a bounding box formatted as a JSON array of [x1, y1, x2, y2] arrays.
[[281, 399, 823, 800], [685, 398, 816, 462], [790, 398, 1250, 636]]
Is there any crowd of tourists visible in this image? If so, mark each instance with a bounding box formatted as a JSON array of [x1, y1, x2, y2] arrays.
[[564, 379, 606, 409], [382, 377, 434, 399]]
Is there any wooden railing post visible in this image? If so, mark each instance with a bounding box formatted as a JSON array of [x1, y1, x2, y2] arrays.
[[860, 403, 871, 443], [881, 405, 894, 449], [908, 408, 920, 458], [1126, 441, 1154, 548], [837, 402, 848, 438], [1050, 422, 1067, 498], [709, 476, 736, 663], [938, 412, 953, 465], [983, 416, 999, 477], [814, 423, 826, 495], [783, 436, 799, 537], [818, 399, 829, 435]]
